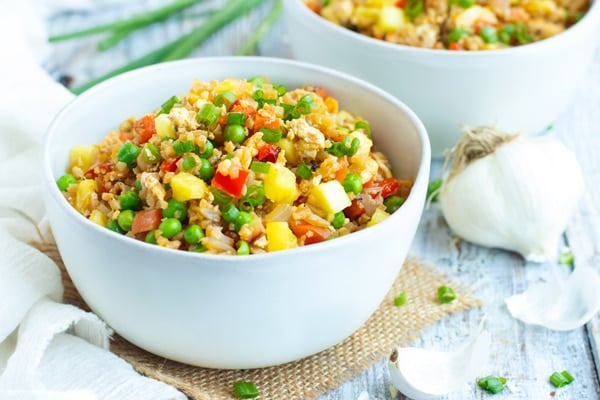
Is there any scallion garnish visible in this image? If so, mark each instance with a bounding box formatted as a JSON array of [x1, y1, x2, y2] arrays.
[[173, 140, 197, 156], [240, 184, 266, 211], [558, 248, 574, 265], [354, 120, 371, 137], [437, 285, 456, 304], [427, 179, 442, 202], [477, 375, 507, 394], [296, 163, 313, 180], [250, 161, 271, 174], [211, 188, 233, 206], [233, 380, 260, 399], [237, 0, 283, 56], [260, 127, 283, 143], [405, 0, 424, 21], [215, 91, 237, 110], [327, 136, 360, 157], [227, 112, 247, 126], [550, 370, 574, 388], [159, 95, 179, 114], [393, 292, 407, 306], [196, 103, 221, 126]]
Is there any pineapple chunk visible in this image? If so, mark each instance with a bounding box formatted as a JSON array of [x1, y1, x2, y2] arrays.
[[89, 209, 108, 227], [367, 208, 390, 227], [353, 6, 380, 28], [276, 138, 297, 165], [307, 180, 351, 215], [377, 6, 405, 33], [171, 172, 208, 202], [75, 179, 97, 215], [266, 221, 298, 252], [69, 145, 97, 172], [154, 113, 176, 139], [264, 163, 300, 204]]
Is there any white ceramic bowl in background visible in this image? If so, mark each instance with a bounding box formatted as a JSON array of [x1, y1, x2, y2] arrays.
[[284, 0, 600, 157], [42, 57, 430, 369]]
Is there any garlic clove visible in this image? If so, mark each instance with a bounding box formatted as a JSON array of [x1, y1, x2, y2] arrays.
[[387, 329, 491, 400], [506, 265, 600, 331]]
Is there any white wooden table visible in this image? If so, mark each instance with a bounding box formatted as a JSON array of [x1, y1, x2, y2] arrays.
[[45, 2, 600, 398]]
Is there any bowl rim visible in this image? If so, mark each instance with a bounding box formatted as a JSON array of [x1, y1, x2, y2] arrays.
[[285, 0, 600, 57], [42, 56, 431, 264]]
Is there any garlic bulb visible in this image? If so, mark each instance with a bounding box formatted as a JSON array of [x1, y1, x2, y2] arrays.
[[439, 126, 584, 262]]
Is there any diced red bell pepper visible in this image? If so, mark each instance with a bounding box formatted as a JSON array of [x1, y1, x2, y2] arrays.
[[131, 208, 162, 234], [160, 157, 180, 173], [211, 169, 249, 198], [135, 114, 157, 144], [85, 162, 113, 179], [344, 198, 366, 220], [256, 144, 280, 163], [290, 223, 331, 245], [379, 178, 400, 198]]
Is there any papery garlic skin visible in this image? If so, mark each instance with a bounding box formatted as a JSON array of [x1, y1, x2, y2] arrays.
[[440, 135, 584, 262]]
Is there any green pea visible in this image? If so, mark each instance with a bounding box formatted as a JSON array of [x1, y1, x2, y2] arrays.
[[184, 224, 204, 244], [342, 173, 363, 194], [106, 219, 124, 234], [198, 158, 214, 182], [198, 140, 214, 158], [384, 195, 405, 213], [116, 142, 140, 167], [447, 27, 470, 44], [235, 211, 253, 231], [163, 198, 188, 221], [141, 143, 162, 164], [479, 25, 498, 43], [119, 190, 142, 211], [224, 124, 247, 143], [191, 243, 208, 253], [57, 174, 77, 191], [182, 156, 197, 171], [237, 240, 250, 255], [221, 204, 240, 223], [117, 209, 135, 231], [331, 211, 346, 229], [145, 230, 157, 244], [159, 217, 182, 239]]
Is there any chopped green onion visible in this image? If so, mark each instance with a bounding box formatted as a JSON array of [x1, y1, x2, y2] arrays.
[[331, 211, 346, 229], [477, 375, 507, 394], [479, 25, 498, 43], [437, 285, 456, 304], [427, 179, 442, 202], [237, 240, 250, 255], [393, 291, 407, 306], [323, 0, 331, 5], [135, 179, 142, 191], [453, 0, 475, 7], [296, 94, 316, 115], [233, 381, 260, 399], [197, 103, 221, 126], [227, 112, 247, 126], [514, 22, 532, 44], [173, 140, 197, 156], [405, 0, 424, 21], [447, 27, 470, 43], [248, 76, 265, 87], [212, 188, 232, 206], [354, 120, 371, 137], [237, 0, 283, 56], [240, 184, 266, 211], [260, 127, 283, 143], [273, 83, 287, 97], [214, 91, 237, 110], [250, 161, 271, 174], [296, 163, 313, 179], [159, 95, 179, 114], [550, 370, 574, 388], [327, 136, 360, 157], [142, 143, 162, 164], [558, 248, 574, 265], [57, 174, 77, 191]]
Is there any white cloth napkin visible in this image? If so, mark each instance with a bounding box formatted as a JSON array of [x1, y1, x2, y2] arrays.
[[0, 1, 186, 399]]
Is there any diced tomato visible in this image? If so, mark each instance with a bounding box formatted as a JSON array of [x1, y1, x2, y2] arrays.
[[160, 157, 180, 173], [290, 223, 331, 245], [131, 209, 162, 234], [448, 42, 463, 51], [211, 169, 249, 198], [256, 144, 280, 163], [253, 111, 281, 134], [135, 114, 156, 144], [344, 198, 366, 220]]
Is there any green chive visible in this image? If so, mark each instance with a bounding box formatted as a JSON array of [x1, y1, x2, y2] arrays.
[[427, 179, 442, 202], [448, 27, 470, 43], [237, 0, 283, 56], [173, 140, 197, 156], [354, 120, 371, 137], [233, 380, 260, 399], [393, 291, 407, 306], [260, 127, 283, 143], [159, 95, 179, 114], [405, 0, 424, 20], [237, 240, 250, 255], [296, 163, 313, 179], [477, 375, 507, 394], [437, 285, 456, 304], [227, 112, 247, 126], [197, 103, 221, 126], [240, 184, 266, 211], [214, 91, 237, 110], [550, 370, 574, 388], [558, 248, 574, 265], [250, 161, 271, 174], [212, 188, 232, 206]]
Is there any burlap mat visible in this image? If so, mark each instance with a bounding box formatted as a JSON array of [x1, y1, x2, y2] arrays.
[[36, 241, 480, 400]]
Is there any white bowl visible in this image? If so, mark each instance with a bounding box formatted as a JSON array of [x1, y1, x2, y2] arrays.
[[42, 57, 430, 369], [284, 0, 600, 157]]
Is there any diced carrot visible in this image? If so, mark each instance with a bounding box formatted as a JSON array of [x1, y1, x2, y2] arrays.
[[448, 42, 463, 51], [131, 208, 163, 234], [324, 96, 338, 114], [314, 87, 327, 99], [305, 1, 320, 13], [396, 0, 406, 8], [253, 111, 281, 134], [119, 131, 134, 142], [230, 102, 257, 117], [135, 114, 157, 144], [290, 223, 331, 245], [335, 165, 348, 183], [509, 7, 530, 22]]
